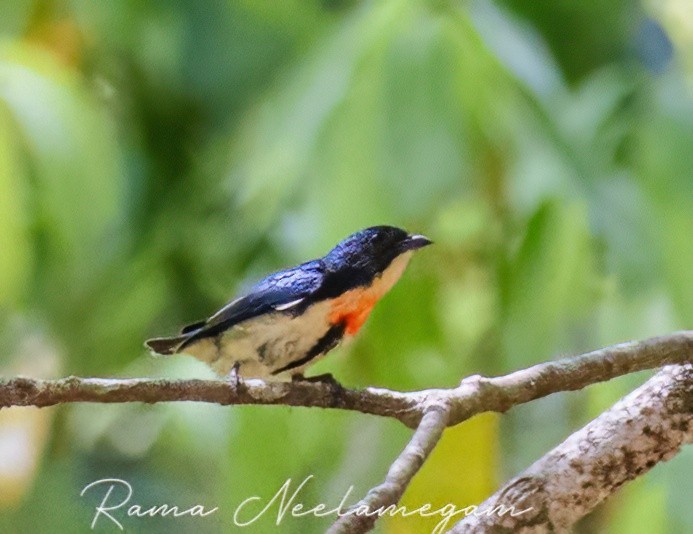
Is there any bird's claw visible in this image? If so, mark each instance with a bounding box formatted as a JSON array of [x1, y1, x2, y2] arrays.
[[228, 362, 244, 391], [292, 373, 342, 389]]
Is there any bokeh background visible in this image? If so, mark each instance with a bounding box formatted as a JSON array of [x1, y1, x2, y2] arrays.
[[1, 1, 692, 532]]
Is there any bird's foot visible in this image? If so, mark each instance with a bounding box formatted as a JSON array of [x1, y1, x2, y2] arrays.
[[292, 373, 342, 388], [227, 362, 245, 391]]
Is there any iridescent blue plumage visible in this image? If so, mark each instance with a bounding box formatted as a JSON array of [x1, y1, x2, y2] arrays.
[[181, 259, 325, 341], [324, 226, 409, 271]]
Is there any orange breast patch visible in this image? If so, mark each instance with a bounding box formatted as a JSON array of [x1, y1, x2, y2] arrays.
[[328, 288, 380, 336]]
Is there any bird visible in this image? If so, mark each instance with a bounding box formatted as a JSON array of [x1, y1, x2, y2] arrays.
[[145, 225, 432, 381]]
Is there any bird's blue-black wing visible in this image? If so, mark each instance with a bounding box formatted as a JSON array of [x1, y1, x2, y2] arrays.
[[181, 260, 325, 343]]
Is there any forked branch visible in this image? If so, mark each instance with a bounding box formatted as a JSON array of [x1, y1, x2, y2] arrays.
[[0, 331, 691, 533]]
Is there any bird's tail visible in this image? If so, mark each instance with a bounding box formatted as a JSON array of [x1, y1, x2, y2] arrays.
[[144, 335, 189, 355]]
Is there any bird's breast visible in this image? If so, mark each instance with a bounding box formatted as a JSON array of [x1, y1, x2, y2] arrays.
[[329, 289, 379, 335], [328, 250, 413, 335]]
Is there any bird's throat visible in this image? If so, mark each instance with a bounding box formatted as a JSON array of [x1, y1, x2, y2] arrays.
[[328, 251, 413, 336]]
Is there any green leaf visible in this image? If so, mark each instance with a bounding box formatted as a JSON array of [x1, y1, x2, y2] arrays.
[[0, 105, 32, 307], [501, 200, 598, 365], [499, 0, 639, 83], [0, 43, 124, 293]]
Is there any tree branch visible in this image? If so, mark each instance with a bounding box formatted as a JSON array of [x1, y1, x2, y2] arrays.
[[0, 375, 424, 426], [327, 408, 449, 533], [1, 332, 691, 430], [0, 331, 691, 533], [450, 363, 693, 533]]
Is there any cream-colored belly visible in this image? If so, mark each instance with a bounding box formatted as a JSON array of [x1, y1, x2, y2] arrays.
[[181, 300, 332, 379]]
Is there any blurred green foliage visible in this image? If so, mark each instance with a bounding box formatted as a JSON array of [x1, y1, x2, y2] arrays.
[[0, 0, 691, 532]]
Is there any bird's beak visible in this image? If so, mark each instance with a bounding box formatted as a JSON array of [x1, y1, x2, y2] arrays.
[[402, 234, 433, 251]]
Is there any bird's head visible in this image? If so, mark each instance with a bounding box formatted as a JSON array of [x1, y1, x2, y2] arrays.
[[324, 226, 432, 280]]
